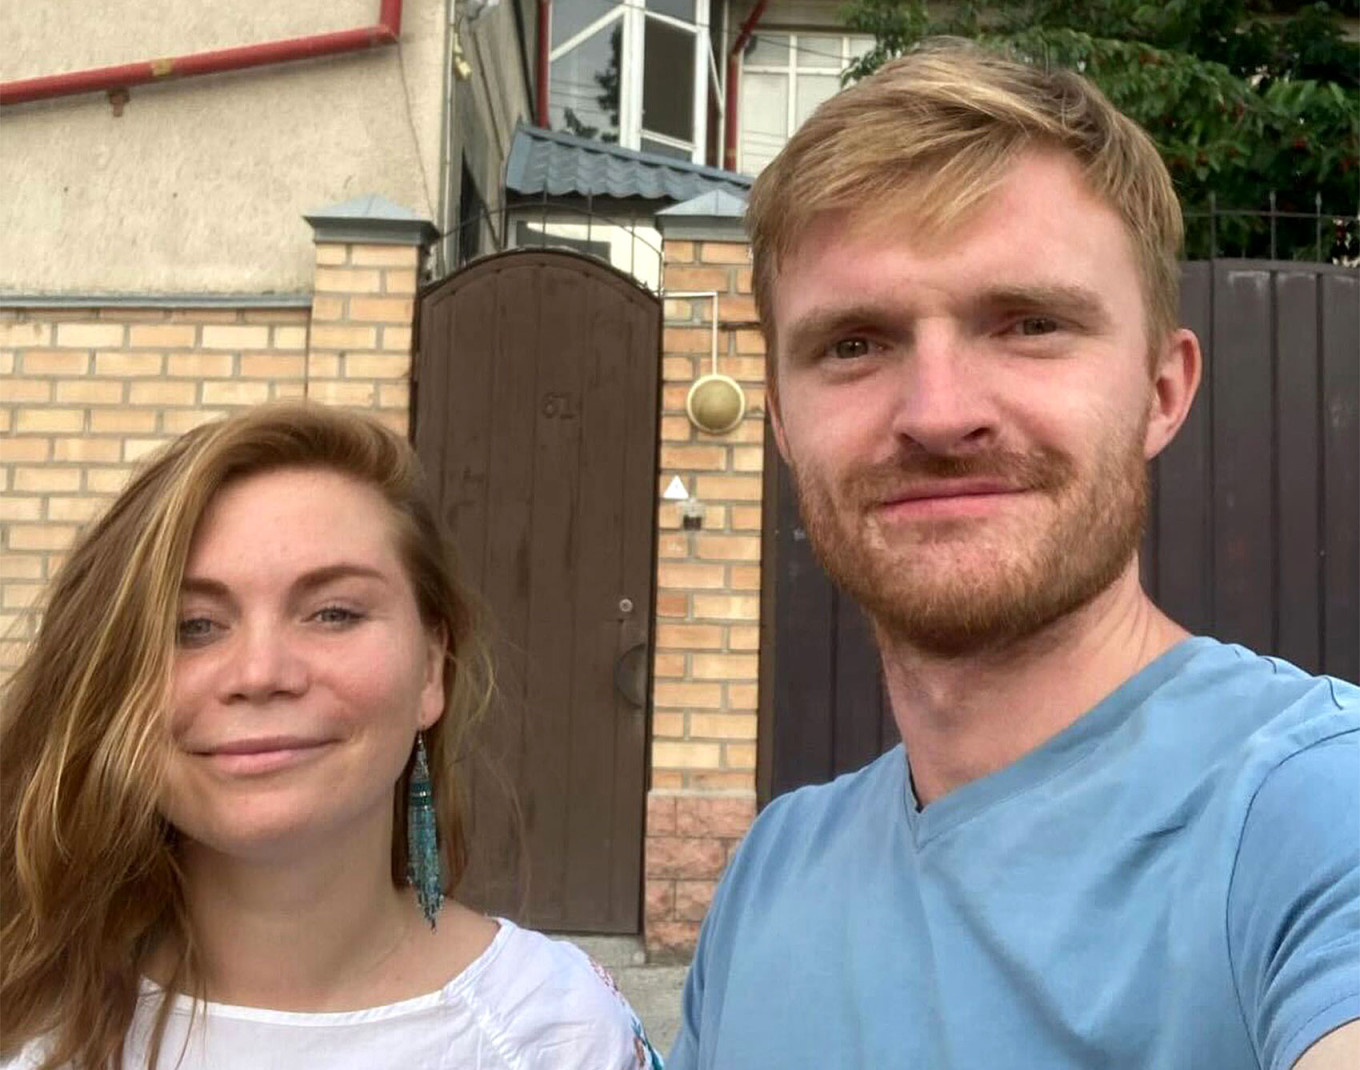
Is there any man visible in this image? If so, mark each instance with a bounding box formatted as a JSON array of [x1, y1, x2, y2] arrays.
[[666, 41, 1358, 1070]]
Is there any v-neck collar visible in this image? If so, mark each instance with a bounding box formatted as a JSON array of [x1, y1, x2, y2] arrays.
[[901, 636, 1215, 847]]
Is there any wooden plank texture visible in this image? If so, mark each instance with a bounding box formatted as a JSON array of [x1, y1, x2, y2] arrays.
[[1274, 271, 1322, 672], [1153, 262, 1214, 631], [1320, 272, 1360, 682], [415, 250, 659, 932], [1211, 264, 1275, 653], [770, 461, 837, 798], [832, 597, 889, 778]]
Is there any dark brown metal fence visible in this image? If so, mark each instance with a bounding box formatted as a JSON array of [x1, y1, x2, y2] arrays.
[[758, 260, 1360, 804]]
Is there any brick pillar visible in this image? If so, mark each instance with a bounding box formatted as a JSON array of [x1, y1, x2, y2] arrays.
[[645, 196, 762, 960], [302, 196, 436, 436]]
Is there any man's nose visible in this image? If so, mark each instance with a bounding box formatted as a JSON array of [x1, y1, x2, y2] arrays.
[[888, 325, 997, 454], [221, 619, 309, 703]]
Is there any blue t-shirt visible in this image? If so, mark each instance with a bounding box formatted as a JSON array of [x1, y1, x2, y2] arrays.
[[668, 638, 1360, 1070]]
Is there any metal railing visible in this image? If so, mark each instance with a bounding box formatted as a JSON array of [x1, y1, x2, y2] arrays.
[[1184, 193, 1359, 264], [426, 191, 666, 292]]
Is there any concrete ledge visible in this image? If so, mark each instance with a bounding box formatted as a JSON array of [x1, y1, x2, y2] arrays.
[[656, 189, 748, 244], [304, 193, 437, 247], [0, 293, 312, 308]]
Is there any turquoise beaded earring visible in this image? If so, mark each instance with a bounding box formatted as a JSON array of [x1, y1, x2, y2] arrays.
[[406, 732, 444, 928]]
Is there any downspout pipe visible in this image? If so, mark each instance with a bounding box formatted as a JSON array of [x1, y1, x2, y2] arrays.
[[0, 0, 404, 107], [536, 0, 551, 126], [723, 0, 769, 172]]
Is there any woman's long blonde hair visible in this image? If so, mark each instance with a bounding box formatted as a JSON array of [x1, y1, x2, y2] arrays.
[[1, 403, 493, 1069]]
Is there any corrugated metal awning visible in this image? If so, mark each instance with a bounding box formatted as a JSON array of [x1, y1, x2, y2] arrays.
[[505, 123, 753, 202]]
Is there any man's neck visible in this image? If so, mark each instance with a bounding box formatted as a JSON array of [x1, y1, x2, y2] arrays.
[[879, 561, 1189, 808]]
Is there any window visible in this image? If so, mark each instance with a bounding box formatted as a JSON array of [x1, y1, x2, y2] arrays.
[[645, 0, 694, 20], [705, 2, 725, 166], [738, 32, 873, 175], [551, 19, 623, 142], [553, 0, 619, 48], [457, 161, 489, 267], [548, 0, 713, 163], [642, 17, 695, 147]]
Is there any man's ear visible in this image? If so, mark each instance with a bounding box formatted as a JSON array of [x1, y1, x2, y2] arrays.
[[419, 624, 448, 730], [1144, 328, 1203, 461]]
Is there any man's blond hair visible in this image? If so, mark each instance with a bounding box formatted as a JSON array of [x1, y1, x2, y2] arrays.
[[747, 38, 1183, 369]]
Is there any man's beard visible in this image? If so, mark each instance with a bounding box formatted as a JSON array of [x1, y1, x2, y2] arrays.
[[789, 428, 1148, 658]]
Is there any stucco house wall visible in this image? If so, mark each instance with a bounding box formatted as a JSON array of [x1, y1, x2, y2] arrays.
[[0, 0, 529, 294]]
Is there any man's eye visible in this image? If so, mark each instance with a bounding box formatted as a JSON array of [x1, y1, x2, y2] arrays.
[[1015, 316, 1060, 336], [829, 338, 872, 359]]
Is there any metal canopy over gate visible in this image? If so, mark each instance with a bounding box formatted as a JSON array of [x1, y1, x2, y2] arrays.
[[759, 260, 1360, 805], [414, 249, 661, 932]]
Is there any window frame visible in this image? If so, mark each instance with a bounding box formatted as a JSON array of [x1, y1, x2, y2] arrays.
[[737, 30, 874, 174], [548, 0, 713, 164]]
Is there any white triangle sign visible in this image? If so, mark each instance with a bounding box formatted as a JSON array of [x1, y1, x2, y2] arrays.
[[663, 476, 689, 501]]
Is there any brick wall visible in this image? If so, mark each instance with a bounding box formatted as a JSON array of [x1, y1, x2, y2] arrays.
[[645, 233, 766, 959], [0, 239, 419, 678], [645, 792, 756, 959], [307, 242, 418, 419]]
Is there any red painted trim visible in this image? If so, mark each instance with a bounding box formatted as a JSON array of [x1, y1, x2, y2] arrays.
[[1, 1, 403, 107], [536, 0, 552, 126], [723, 0, 768, 172], [379, 0, 404, 35]]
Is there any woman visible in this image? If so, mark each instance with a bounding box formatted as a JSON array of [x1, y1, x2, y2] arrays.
[[0, 403, 663, 1070]]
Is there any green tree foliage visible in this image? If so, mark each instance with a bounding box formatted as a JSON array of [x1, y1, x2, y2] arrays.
[[839, 0, 1359, 259]]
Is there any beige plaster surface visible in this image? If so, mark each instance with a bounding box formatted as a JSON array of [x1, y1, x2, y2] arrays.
[[1, 1, 384, 78], [0, 0, 527, 295]]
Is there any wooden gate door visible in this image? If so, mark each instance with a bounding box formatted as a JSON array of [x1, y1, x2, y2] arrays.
[[414, 250, 660, 933]]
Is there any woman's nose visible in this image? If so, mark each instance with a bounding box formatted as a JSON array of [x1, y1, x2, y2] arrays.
[[220, 620, 309, 703]]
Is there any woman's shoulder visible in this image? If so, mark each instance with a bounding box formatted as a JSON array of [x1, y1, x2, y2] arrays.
[[452, 919, 663, 1070]]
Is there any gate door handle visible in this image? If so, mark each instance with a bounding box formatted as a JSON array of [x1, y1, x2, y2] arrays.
[[613, 641, 649, 708]]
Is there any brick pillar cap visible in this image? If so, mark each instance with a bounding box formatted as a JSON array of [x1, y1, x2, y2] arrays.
[[304, 194, 437, 247], [657, 189, 748, 243]]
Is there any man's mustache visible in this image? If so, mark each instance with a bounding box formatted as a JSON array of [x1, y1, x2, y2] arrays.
[[841, 447, 1075, 501]]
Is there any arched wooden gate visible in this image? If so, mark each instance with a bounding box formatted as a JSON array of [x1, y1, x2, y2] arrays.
[[414, 250, 660, 933]]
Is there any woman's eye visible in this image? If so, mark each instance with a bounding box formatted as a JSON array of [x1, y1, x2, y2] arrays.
[[1015, 316, 1060, 336], [176, 618, 217, 647], [829, 337, 872, 360], [312, 606, 364, 627]]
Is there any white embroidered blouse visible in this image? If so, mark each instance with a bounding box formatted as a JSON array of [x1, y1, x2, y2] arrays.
[[5, 919, 663, 1070]]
